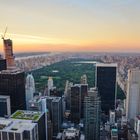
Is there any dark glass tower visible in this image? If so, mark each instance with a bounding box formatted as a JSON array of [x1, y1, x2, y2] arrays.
[[0, 59, 7, 71], [46, 96, 62, 137], [96, 63, 117, 114], [81, 84, 88, 118], [70, 84, 81, 124], [0, 70, 26, 113]]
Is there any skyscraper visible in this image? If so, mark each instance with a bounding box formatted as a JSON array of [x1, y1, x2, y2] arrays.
[[52, 97, 62, 137], [96, 63, 117, 114], [80, 74, 87, 84], [84, 88, 101, 140], [70, 84, 81, 124], [0, 95, 11, 117], [126, 69, 140, 120], [0, 36, 26, 113], [0, 70, 26, 113], [28, 96, 48, 140], [26, 73, 35, 109], [48, 77, 53, 96], [64, 81, 73, 110], [46, 96, 62, 137], [81, 84, 88, 118], [3, 39, 15, 68]]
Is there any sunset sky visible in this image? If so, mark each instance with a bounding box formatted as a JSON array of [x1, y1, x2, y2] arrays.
[[0, 0, 140, 52]]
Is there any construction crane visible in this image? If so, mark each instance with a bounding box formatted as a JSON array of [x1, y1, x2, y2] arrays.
[[1, 27, 8, 40]]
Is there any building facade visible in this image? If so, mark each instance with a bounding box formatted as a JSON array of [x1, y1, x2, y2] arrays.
[[84, 88, 101, 140], [96, 63, 117, 114], [0, 118, 38, 140], [70, 84, 81, 124], [11, 110, 46, 140], [25, 73, 35, 109], [0, 59, 7, 71], [0, 95, 11, 117], [46, 96, 62, 137], [3, 39, 15, 68], [0, 70, 26, 113], [126, 69, 140, 120]]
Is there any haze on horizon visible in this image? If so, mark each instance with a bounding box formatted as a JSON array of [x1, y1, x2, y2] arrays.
[[0, 0, 140, 53]]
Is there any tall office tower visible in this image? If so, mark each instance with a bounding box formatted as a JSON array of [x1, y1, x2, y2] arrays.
[[126, 69, 140, 120], [11, 110, 46, 140], [48, 77, 54, 96], [64, 81, 73, 110], [81, 84, 88, 118], [0, 118, 38, 140], [80, 74, 87, 84], [96, 63, 117, 114], [3, 39, 15, 68], [46, 96, 62, 137], [47, 120, 53, 140], [52, 97, 62, 137], [0, 59, 7, 71], [0, 95, 11, 117], [84, 88, 101, 140], [28, 96, 48, 140], [64, 80, 69, 96], [70, 84, 81, 124], [62, 95, 66, 117], [26, 73, 35, 109], [0, 70, 26, 113], [41, 97, 48, 140]]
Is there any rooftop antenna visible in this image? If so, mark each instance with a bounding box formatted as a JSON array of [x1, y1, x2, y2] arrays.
[[1, 27, 8, 40]]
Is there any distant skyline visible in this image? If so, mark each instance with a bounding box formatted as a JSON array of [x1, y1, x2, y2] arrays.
[[0, 0, 140, 52]]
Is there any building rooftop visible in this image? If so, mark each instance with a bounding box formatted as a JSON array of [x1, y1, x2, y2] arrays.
[[63, 127, 80, 139], [0, 95, 10, 99], [29, 96, 41, 103], [0, 118, 36, 133], [96, 63, 117, 67], [111, 128, 118, 136], [0, 68, 23, 74], [11, 110, 43, 121], [0, 119, 12, 130], [46, 96, 61, 102]]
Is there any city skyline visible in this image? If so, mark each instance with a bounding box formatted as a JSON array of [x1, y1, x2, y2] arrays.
[[0, 0, 140, 52]]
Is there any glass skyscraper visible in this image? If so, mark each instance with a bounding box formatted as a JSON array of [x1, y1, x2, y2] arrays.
[[96, 63, 117, 114]]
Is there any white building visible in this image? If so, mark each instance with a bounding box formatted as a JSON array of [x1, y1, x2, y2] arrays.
[[80, 74, 87, 84], [126, 69, 140, 120], [47, 77, 53, 96], [25, 73, 35, 109], [0, 118, 38, 140]]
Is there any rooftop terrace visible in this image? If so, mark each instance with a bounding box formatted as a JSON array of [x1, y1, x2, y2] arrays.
[[11, 110, 43, 121]]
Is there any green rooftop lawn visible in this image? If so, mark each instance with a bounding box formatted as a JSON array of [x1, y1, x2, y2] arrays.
[[11, 111, 41, 121]]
